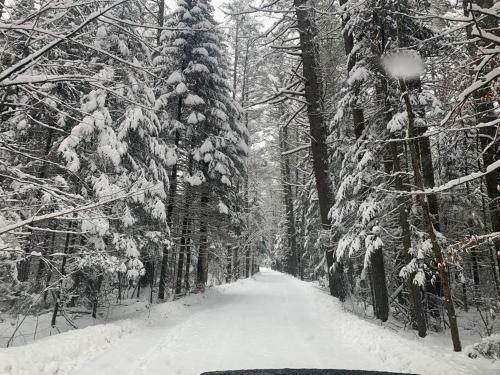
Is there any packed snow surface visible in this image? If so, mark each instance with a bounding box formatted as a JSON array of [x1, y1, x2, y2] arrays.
[[2, 269, 499, 375]]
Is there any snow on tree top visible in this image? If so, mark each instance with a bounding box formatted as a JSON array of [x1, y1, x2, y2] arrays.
[[184, 94, 205, 106], [185, 171, 205, 186], [193, 47, 209, 57], [188, 63, 210, 74], [387, 112, 407, 133], [175, 82, 188, 94], [218, 201, 229, 214], [167, 71, 184, 85], [187, 112, 199, 124]]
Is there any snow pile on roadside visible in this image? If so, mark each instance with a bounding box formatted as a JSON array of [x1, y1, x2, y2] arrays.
[[0, 299, 150, 348], [465, 334, 500, 360], [0, 286, 230, 375], [304, 280, 500, 375], [0, 320, 136, 375]]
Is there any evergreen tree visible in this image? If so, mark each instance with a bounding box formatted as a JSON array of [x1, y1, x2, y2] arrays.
[[157, 0, 247, 290]]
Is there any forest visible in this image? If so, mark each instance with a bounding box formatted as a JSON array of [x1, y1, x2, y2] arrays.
[[0, 0, 499, 372]]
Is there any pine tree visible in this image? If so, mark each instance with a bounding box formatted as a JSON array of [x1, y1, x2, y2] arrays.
[[157, 0, 247, 291]]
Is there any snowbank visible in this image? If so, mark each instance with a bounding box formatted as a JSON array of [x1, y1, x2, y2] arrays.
[[465, 334, 500, 360], [298, 277, 500, 375], [0, 321, 136, 375]]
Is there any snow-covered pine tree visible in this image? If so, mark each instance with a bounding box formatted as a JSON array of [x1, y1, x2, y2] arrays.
[[54, 0, 172, 312], [157, 0, 247, 291], [0, 0, 131, 315], [331, 0, 440, 329]]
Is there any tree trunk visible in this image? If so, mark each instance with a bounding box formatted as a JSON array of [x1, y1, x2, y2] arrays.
[[42, 223, 58, 302], [91, 275, 103, 319], [226, 245, 232, 282], [294, 0, 345, 300], [380, 66, 427, 336], [158, 107, 181, 300], [184, 221, 192, 292], [232, 15, 240, 100], [348, 6, 389, 319], [279, 122, 298, 276], [51, 221, 74, 327], [175, 214, 190, 295], [400, 78, 461, 351], [416, 131, 440, 229], [411, 75, 442, 320], [370, 246, 389, 322], [339, 0, 365, 139], [390, 140, 427, 337], [233, 247, 239, 281], [471, 247, 480, 303], [156, 0, 165, 46], [196, 188, 209, 291]]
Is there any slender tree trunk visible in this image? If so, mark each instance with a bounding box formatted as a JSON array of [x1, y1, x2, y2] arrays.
[[401, 78, 461, 351], [175, 214, 189, 295], [471, 248, 480, 302], [339, 0, 365, 139], [226, 245, 232, 282], [184, 220, 192, 292], [233, 247, 239, 281], [196, 188, 209, 291], [241, 40, 252, 276], [156, 0, 165, 46], [156, 0, 173, 301], [91, 275, 103, 319], [158, 107, 181, 300], [405, 78, 440, 231], [380, 66, 427, 336], [232, 15, 240, 100], [43, 227, 57, 303], [411, 74, 442, 320], [279, 123, 298, 276], [416, 131, 439, 229], [51, 221, 73, 327], [117, 273, 123, 302], [391, 1, 442, 319], [390, 141, 427, 337], [245, 248, 250, 278], [176, 152, 193, 295], [347, 7, 388, 319], [299, 178, 307, 280], [24, 126, 55, 285]]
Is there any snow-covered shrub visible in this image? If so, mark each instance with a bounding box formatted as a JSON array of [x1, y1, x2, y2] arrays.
[[466, 335, 500, 360]]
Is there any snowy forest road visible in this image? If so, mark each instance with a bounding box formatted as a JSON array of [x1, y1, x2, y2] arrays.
[[70, 269, 495, 375]]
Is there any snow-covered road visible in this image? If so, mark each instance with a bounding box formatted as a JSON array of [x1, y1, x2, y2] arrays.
[[72, 269, 495, 375], [2, 269, 498, 375], [76, 269, 381, 375]]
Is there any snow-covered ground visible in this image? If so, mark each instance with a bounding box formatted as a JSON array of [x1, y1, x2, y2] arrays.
[[1, 268, 499, 375]]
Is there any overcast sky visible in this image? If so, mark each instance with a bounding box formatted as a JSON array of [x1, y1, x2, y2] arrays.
[[166, 0, 228, 23]]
